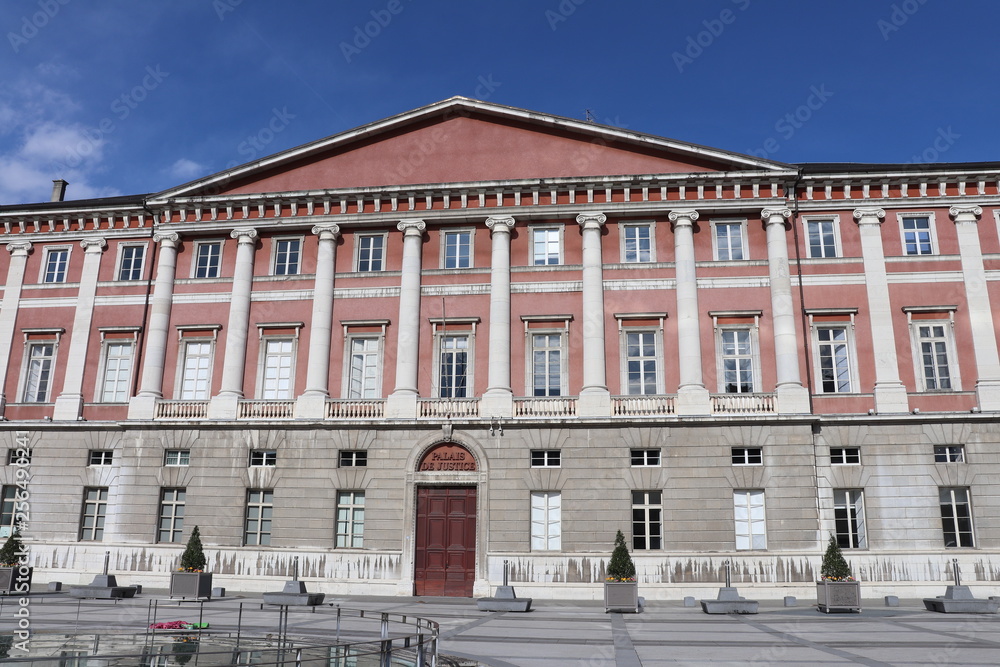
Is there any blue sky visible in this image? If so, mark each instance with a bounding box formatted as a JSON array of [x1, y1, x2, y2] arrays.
[[2, 0, 998, 204]]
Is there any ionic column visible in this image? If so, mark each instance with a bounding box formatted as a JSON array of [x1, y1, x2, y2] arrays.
[[762, 208, 810, 413], [53, 237, 106, 420], [482, 216, 515, 418], [385, 219, 426, 419], [0, 242, 32, 414], [208, 228, 257, 419], [949, 205, 1000, 410], [295, 224, 341, 419], [128, 231, 180, 419], [576, 212, 611, 417], [669, 209, 711, 415], [854, 207, 908, 413]]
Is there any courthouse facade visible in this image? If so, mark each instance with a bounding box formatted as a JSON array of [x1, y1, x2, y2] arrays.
[[0, 97, 999, 598]]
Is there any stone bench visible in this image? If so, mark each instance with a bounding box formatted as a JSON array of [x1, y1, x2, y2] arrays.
[[701, 587, 759, 615], [923, 586, 999, 614], [262, 580, 325, 606], [69, 575, 137, 600]]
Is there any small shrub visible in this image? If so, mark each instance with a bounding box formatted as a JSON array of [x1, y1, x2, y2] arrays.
[[606, 530, 636, 582], [0, 531, 24, 568], [179, 526, 207, 573], [820, 534, 854, 581]]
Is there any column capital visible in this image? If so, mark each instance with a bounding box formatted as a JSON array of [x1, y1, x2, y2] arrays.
[[485, 216, 515, 234], [230, 228, 258, 243], [311, 223, 341, 241], [949, 205, 983, 224], [397, 219, 427, 236], [852, 207, 886, 225], [668, 209, 700, 227], [761, 207, 792, 224], [80, 237, 107, 252], [576, 212, 607, 230], [153, 231, 180, 246], [5, 242, 31, 257]]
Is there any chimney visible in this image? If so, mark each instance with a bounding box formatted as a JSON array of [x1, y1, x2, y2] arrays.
[[50, 179, 68, 202]]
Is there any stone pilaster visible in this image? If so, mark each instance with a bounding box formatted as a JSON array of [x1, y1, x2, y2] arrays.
[[670, 209, 711, 415], [295, 224, 341, 419], [0, 242, 32, 415], [386, 219, 426, 419], [481, 216, 515, 418], [576, 212, 611, 417]]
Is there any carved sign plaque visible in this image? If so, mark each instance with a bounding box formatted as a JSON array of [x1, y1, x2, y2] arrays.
[[418, 443, 477, 472]]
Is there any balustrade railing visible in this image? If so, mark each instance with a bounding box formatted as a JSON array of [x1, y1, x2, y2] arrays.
[[238, 400, 295, 419], [418, 398, 480, 418], [711, 393, 776, 414], [513, 396, 577, 417], [154, 400, 208, 419], [612, 395, 675, 416], [326, 399, 386, 419]]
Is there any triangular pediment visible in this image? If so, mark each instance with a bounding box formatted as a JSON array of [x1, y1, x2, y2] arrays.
[[156, 97, 793, 200]]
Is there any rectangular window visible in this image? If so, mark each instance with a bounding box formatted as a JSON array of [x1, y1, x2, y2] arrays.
[[339, 451, 368, 467], [22, 343, 55, 403], [734, 490, 766, 550], [43, 248, 69, 283], [79, 487, 108, 541], [939, 487, 974, 547], [439, 335, 469, 398], [531, 228, 561, 265], [816, 326, 852, 393], [100, 341, 133, 403], [632, 490, 662, 550], [806, 219, 838, 258], [630, 449, 660, 467], [356, 234, 385, 272], [249, 450, 277, 467], [713, 221, 745, 260], [530, 491, 561, 551], [244, 489, 273, 546], [0, 486, 17, 537], [731, 447, 762, 466], [830, 447, 861, 465], [347, 337, 380, 399], [164, 449, 190, 466], [915, 324, 953, 390], [622, 224, 652, 263], [273, 238, 301, 275], [625, 331, 658, 395], [720, 329, 754, 393], [261, 339, 294, 399], [902, 216, 934, 255], [336, 491, 365, 548], [935, 445, 965, 463], [118, 245, 145, 280], [444, 231, 472, 269], [833, 489, 866, 549], [158, 488, 186, 543], [194, 242, 222, 279], [531, 333, 562, 397], [530, 450, 561, 467], [7, 449, 30, 465], [89, 450, 113, 466], [179, 341, 212, 400]]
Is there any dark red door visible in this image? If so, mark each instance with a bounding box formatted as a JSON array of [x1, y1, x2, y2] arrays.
[[414, 486, 476, 597]]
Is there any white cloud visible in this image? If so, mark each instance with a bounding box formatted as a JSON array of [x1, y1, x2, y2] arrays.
[[167, 157, 207, 181]]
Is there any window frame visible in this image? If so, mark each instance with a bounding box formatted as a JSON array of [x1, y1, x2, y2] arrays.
[[830, 447, 861, 465], [619, 222, 655, 263], [521, 316, 571, 398], [341, 321, 388, 399], [256, 333, 298, 400], [939, 487, 974, 548], [802, 216, 842, 259], [897, 212, 938, 256], [833, 488, 867, 549], [192, 240, 223, 279], [0, 486, 18, 538], [157, 487, 186, 544], [529, 226, 563, 266], [530, 491, 561, 551], [530, 450, 561, 468], [339, 450, 368, 467], [88, 450, 113, 466], [354, 232, 387, 272], [905, 308, 961, 392], [164, 449, 190, 466], [271, 236, 303, 276], [244, 489, 273, 546], [40, 246, 71, 284], [336, 490, 365, 548], [731, 447, 763, 466], [19, 336, 59, 403], [711, 219, 748, 261], [248, 450, 277, 467], [934, 445, 965, 463], [808, 311, 860, 394], [431, 318, 478, 399], [440, 228, 474, 269], [79, 487, 109, 542], [630, 449, 660, 467], [173, 326, 220, 400], [712, 312, 763, 395], [631, 490, 663, 550], [95, 328, 139, 404], [733, 489, 767, 551], [116, 243, 147, 281], [616, 314, 667, 396]]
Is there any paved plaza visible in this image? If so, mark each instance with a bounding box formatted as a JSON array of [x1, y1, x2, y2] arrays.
[[2, 591, 1000, 665]]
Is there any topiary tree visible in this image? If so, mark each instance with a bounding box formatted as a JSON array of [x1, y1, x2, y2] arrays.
[[820, 534, 854, 581], [179, 526, 207, 572], [606, 530, 636, 581], [0, 531, 24, 567]]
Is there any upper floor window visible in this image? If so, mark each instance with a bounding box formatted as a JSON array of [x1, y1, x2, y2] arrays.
[[621, 223, 654, 263], [259, 338, 295, 399], [530, 450, 561, 467], [731, 447, 762, 466], [830, 447, 861, 465], [432, 318, 478, 398], [273, 238, 301, 275], [249, 450, 277, 467], [531, 333, 563, 397], [905, 308, 960, 392], [934, 445, 965, 463], [42, 247, 69, 283], [804, 218, 839, 258], [712, 220, 746, 260], [531, 227, 561, 265], [899, 214, 936, 255], [21, 341, 56, 403], [630, 449, 660, 467], [99, 340, 134, 403], [808, 310, 859, 394], [89, 450, 113, 466], [443, 230, 473, 269], [178, 338, 214, 400], [193, 241, 222, 278], [356, 234, 386, 272], [341, 320, 388, 400], [339, 450, 368, 467], [164, 449, 190, 466], [117, 245, 146, 281], [616, 314, 666, 396]]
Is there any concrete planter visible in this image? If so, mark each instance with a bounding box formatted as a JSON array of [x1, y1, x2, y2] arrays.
[[817, 580, 861, 613], [604, 581, 639, 613], [0, 566, 31, 595], [170, 572, 213, 599]]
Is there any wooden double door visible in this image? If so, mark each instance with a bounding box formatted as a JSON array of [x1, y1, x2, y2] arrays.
[[414, 486, 477, 597]]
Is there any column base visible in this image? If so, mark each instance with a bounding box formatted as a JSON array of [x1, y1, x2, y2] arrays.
[[293, 393, 329, 419], [385, 392, 418, 419], [775, 384, 811, 414], [974, 380, 1000, 412], [127, 394, 160, 420], [207, 393, 241, 420], [675, 385, 711, 416], [481, 390, 513, 419], [52, 394, 84, 421], [577, 389, 611, 418], [873, 383, 909, 414]]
